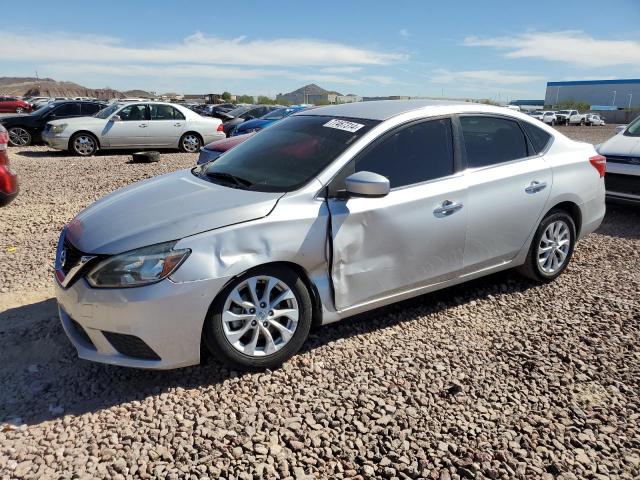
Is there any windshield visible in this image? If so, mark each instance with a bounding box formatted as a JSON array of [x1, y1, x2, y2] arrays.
[[94, 103, 121, 119], [226, 106, 251, 117], [262, 108, 288, 120], [31, 103, 56, 115], [198, 115, 378, 192], [625, 116, 640, 136]]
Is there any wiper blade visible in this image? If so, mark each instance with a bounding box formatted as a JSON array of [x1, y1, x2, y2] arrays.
[[204, 171, 253, 188]]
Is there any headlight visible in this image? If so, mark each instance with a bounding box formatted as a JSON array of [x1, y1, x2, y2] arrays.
[[51, 124, 67, 134], [86, 241, 190, 288]]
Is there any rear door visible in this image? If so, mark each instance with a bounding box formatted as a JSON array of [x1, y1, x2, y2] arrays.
[[147, 104, 186, 147], [459, 115, 552, 272], [328, 117, 468, 310]]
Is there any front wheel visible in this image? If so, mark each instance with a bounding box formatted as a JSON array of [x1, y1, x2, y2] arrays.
[[8, 127, 32, 146], [179, 133, 202, 153], [15, 107, 24, 114], [203, 265, 313, 369], [70, 133, 98, 156], [518, 210, 576, 283]]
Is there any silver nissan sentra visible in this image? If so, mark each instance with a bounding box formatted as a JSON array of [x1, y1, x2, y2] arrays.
[[54, 100, 606, 369]]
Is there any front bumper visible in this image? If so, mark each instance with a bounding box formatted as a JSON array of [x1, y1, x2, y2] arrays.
[[42, 130, 70, 150], [56, 275, 230, 369]]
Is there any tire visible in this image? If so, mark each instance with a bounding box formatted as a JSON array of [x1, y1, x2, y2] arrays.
[[551, 120, 555, 126], [15, 107, 24, 114], [580, 119, 585, 126], [518, 209, 576, 283], [132, 151, 160, 163], [8, 127, 32, 146], [179, 132, 202, 153], [70, 132, 98, 156], [203, 265, 313, 370]]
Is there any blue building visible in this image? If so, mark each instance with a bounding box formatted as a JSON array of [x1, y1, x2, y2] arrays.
[[545, 79, 640, 109]]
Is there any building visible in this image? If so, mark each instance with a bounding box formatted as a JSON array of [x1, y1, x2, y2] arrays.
[[362, 95, 411, 102], [277, 84, 342, 105], [545, 79, 640, 109], [509, 99, 544, 111]]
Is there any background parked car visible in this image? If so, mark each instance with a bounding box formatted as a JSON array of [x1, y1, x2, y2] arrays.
[[529, 111, 544, 121], [231, 105, 308, 136], [0, 124, 18, 206], [556, 110, 587, 125], [0, 96, 32, 114], [541, 111, 557, 125], [197, 132, 255, 165], [585, 114, 605, 126], [222, 105, 279, 136], [596, 116, 640, 205], [0, 100, 107, 146], [42, 101, 225, 156], [197, 103, 236, 119]]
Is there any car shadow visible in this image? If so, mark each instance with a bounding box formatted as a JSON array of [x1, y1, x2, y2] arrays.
[[0, 270, 536, 425], [597, 203, 640, 240], [14, 148, 187, 160]]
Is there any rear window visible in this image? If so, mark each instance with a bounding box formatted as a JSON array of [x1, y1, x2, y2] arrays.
[[521, 121, 553, 154]]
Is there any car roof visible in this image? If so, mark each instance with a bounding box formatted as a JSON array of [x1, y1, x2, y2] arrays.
[[297, 99, 472, 121]]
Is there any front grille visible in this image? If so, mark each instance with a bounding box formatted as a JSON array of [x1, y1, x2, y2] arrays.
[[605, 155, 640, 166], [70, 319, 96, 350], [61, 238, 84, 275], [102, 332, 161, 361], [605, 173, 640, 196]]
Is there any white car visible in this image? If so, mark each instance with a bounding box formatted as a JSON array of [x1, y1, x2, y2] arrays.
[[597, 116, 640, 205], [585, 114, 605, 126], [42, 102, 225, 155], [556, 110, 587, 126]]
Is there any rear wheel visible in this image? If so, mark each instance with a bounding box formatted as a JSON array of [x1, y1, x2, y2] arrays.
[[203, 265, 312, 369], [518, 210, 576, 283], [8, 127, 31, 146], [70, 133, 98, 156], [179, 132, 202, 153]]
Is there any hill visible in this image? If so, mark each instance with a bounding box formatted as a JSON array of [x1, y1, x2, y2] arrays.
[[0, 77, 152, 100]]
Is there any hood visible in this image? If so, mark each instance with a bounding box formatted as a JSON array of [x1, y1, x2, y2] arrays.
[[204, 132, 254, 152], [598, 133, 640, 156], [47, 116, 107, 127], [66, 169, 283, 254]]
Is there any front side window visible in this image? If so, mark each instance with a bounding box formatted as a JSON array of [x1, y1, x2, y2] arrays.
[[118, 104, 150, 121], [94, 103, 121, 119], [199, 115, 378, 192], [81, 103, 103, 115], [51, 103, 81, 117], [353, 118, 454, 189], [460, 116, 529, 168]]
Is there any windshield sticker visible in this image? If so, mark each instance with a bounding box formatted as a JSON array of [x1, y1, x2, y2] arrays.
[[323, 119, 365, 133]]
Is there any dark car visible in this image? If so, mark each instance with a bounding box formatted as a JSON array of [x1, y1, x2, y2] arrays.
[[0, 96, 32, 114], [0, 124, 18, 206], [198, 103, 236, 119], [221, 105, 279, 136], [0, 100, 107, 146]]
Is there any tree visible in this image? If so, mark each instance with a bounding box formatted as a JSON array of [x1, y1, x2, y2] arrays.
[[236, 95, 254, 104], [257, 95, 276, 105], [221, 91, 232, 102]]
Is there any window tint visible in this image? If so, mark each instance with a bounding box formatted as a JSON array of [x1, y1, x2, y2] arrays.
[[52, 103, 81, 117], [81, 103, 103, 115], [460, 116, 528, 168], [119, 104, 150, 121], [150, 104, 184, 120], [521, 121, 552, 154], [354, 118, 454, 189]]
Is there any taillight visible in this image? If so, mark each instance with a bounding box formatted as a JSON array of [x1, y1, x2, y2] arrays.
[[216, 123, 224, 132], [589, 154, 606, 178]]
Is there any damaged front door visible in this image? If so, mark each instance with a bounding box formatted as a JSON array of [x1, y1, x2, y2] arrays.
[[327, 118, 468, 311]]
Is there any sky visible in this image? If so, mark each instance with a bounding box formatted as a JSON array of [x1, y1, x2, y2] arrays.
[[1, 0, 639, 101]]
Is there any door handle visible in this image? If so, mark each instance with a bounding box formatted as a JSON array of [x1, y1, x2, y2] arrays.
[[174, 123, 184, 127], [139, 123, 148, 128], [525, 181, 547, 194], [433, 200, 463, 218]]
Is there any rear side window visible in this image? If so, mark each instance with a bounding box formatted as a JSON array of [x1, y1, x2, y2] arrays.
[[81, 103, 103, 115], [355, 118, 454, 189], [460, 116, 529, 168], [151, 104, 185, 120], [521, 121, 553, 153]]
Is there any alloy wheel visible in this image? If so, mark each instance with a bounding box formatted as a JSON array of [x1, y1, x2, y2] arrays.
[[222, 275, 299, 357], [182, 134, 201, 153], [537, 220, 571, 274], [73, 135, 96, 156], [15, 107, 24, 114], [8, 127, 31, 146]]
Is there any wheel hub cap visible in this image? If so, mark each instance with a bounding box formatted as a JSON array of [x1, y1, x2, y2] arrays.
[[222, 275, 299, 357]]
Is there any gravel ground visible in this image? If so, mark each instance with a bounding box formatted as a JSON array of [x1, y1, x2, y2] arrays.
[[1, 125, 639, 479]]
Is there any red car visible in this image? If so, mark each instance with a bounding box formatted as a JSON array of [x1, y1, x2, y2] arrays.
[[0, 96, 32, 114], [0, 124, 19, 206], [196, 132, 255, 165]]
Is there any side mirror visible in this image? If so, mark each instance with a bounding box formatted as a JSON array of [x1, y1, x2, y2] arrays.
[[344, 171, 390, 198], [111, 115, 122, 122]]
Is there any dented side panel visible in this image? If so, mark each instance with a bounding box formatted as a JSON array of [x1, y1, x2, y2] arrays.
[[328, 176, 468, 311]]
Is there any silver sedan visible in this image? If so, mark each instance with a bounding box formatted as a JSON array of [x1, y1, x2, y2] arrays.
[[55, 100, 606, 369], [42, 102, 225, 156]]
